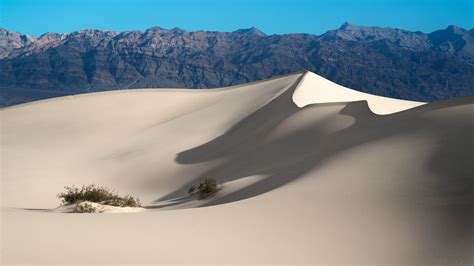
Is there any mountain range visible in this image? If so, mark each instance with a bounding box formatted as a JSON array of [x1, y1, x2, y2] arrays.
[[1, 22, 473, 107]]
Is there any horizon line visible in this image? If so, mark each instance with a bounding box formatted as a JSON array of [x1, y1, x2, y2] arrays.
[[2, 22, 472, 37]]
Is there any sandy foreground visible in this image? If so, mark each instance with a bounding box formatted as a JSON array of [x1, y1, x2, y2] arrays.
[[1, 71, 473, 264]]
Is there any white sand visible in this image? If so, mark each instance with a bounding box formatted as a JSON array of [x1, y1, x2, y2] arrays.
[[293, 71, 424, 114], [1, 71, 472, 264], [50, 201, 145, 213]]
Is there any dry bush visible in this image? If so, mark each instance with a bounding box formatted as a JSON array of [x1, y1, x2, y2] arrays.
[[58, 184, 141, 207]]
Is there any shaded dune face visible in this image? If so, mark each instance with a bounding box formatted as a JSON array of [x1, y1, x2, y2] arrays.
[[1, 71, 473, 264], [166, 92, 474, 262], [167, 88, 360, 204], [163, 90, 473, 208], [0, 73, 304, 208]]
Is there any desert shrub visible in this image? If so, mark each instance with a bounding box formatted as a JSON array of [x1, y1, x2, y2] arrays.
[[101, 194, 141, 207], [74, 202, 98, 213], [188, 185, 196, 195], [58, 185, 113, 205], [196, 178, 218, 198], [57, 184, 141, 207]]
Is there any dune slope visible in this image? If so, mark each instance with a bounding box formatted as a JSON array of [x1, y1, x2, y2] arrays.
[[1, 71, 473, 264]]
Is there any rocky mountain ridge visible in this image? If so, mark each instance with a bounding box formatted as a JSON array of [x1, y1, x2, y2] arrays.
[[1, 23, 473, 107]]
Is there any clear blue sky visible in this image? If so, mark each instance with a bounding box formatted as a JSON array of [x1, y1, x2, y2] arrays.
[[1, 0, 472, 36]]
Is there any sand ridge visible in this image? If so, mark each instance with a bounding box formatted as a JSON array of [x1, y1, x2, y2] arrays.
[[1, 71, 472, 264]]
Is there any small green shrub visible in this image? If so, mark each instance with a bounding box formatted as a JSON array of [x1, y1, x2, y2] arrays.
[[75, 202, 98, 213], [57, 184, 141, 207], [101, 194, 141, 208], [196, 178, 218, 198]]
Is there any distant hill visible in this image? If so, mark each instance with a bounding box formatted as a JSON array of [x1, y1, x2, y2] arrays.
[[1, 23, 473, 107]]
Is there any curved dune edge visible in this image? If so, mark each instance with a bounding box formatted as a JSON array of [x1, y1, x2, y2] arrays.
[[2, 70, 424, 115], [1, 71, 473, 264], [0, 70, 307, 111], [293, 71, 425, 114]]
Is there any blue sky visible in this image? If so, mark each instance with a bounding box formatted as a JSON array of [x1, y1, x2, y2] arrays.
[[1, 0, 472, 36]]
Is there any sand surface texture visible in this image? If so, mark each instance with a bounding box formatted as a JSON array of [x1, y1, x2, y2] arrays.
[[1, 71, 473, 264]]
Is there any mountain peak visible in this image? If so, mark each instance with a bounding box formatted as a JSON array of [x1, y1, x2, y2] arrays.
[[0, 27, 29, 38], [339, 22, 357, 30], [445, 25, 465, 34], [233, 27, 267, 37], [37, 32, 67, 42], [146, 26, 167, 32], [321, 23, 432, 51]]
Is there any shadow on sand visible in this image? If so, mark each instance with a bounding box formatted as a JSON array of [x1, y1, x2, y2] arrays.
[[152, 87, 473, 261]]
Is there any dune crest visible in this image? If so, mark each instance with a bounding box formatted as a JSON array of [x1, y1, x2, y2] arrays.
[[1, 72, 472, 264], [293, 71, 425, 114]]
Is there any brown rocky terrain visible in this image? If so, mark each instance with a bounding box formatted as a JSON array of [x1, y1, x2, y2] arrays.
[[1, 23, 473, 107]]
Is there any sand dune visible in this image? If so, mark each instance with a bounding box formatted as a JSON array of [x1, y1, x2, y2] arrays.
[[293, 71, 424, 114], [1, 71, 473, 264]]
